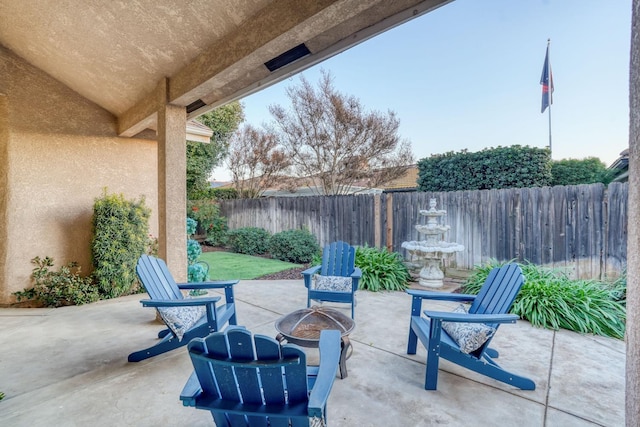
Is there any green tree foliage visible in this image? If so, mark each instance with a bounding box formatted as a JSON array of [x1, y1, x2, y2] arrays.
[[92, 191, 151, 297], [187, 102, 244, 198], [550, 157, 614, 186], [417, 145, 551, 192]]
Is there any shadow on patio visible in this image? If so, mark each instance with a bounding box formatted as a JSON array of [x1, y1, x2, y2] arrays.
[[0, 280, 624, 426]]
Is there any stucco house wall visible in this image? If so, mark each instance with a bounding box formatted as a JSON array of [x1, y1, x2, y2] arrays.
[[0, 46, 159, 305]]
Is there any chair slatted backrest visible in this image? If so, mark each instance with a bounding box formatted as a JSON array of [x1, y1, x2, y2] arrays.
[[320, 241, 355, 277], [469, 264, 524, 318], [188, 328, 309, 426], [136, 255, 183, 301]]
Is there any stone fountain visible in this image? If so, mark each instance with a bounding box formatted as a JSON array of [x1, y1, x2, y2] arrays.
[[401, 198, 464, 288]]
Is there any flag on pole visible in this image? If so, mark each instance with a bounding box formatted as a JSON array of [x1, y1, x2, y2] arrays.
[[540, 44, 553, 113]]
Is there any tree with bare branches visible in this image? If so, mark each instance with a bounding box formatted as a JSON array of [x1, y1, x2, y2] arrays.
[[268, 70, 414, 195], [226, 124, 290, 198]]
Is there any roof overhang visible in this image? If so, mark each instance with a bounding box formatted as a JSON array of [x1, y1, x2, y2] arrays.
[[0, 0, 452, 137]]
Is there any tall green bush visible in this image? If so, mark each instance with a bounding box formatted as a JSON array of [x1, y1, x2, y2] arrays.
[[417, 145, 551, 192], [92, 191, 151, 298], [268, 229, 319, 264]]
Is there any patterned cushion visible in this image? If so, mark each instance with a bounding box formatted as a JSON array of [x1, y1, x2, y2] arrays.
[[313, 275, 353, 292], [157, 305, 206, 341], [441, 304, 496, 354]]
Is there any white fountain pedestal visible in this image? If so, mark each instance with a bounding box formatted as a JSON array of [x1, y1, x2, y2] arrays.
[[419, 257, 445, 288]]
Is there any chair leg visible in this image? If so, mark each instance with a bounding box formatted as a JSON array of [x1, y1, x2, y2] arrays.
[[128, 334, 181, 362], [425, 319, 443, 390], [407, 327, 418, 355]]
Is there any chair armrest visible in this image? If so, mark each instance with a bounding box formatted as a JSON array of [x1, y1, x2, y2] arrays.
[[177, 280, 238, 290], [407, 289, 477, 302], [351, 267, 362, 279], [180, 372, 202, 407], [307, 330, 340, 418], [423, 309, 519, 324], [140, 296, 221, 308], [302, 265, 321, 276], [302, 265, 322, 288]]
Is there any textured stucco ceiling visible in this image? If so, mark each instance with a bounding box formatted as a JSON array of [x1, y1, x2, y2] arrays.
[[0, 0, 452, 135]]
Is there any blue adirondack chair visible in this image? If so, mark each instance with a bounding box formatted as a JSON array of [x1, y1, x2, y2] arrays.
[[302, 241, 362, 318], [128, 255, 238, 362], [406, 263, 535, 390], [180, 327, 341, 426]]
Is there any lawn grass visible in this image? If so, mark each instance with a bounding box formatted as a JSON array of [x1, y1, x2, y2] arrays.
[[198, 251, 301, 280]]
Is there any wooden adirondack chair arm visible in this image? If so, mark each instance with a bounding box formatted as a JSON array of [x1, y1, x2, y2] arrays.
[[423, 309, 519, 324], [177, 280, 238, 290], [302, 266, 322, 288], [307, 330, 341, 418], [140, 296, 221, 308], [407, 289, 477, 302], [351, 267, 363, 279], [180, 372, 202, 407]]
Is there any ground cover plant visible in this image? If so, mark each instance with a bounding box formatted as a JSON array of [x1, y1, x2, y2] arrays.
[[355, 245, 410, 291], [463, 260, 626, 339], [198, 251, 301, 280], [14, 256, 100, 307]]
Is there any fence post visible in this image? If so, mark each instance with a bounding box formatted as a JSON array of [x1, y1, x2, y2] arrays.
[[386, 193, 393, 252], [374, 194, 381, 248]]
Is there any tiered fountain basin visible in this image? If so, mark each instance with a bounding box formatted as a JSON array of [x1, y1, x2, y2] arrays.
[[401, 199, 464, 288]]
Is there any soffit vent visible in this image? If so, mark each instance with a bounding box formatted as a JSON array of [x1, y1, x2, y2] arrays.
[[264, 43, 311, 72], [186, 99, 207, 114]]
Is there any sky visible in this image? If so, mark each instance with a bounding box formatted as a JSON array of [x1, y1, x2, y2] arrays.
[[213, 0, 632, 181]]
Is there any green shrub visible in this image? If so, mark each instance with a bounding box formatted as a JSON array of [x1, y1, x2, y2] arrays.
[[355, 245, 410, 291], [14, 256, 100, 307], [417, 145, 551, 191], [551, 157, 614, 186], [188, 199, 229, 246], [92, 190, 151, 298], [226, 227, 271, 255], [463, 260, 626, 339], [269, 229, 319, 263]]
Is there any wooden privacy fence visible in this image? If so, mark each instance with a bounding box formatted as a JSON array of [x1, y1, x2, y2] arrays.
[[219, 182, 628, 279]]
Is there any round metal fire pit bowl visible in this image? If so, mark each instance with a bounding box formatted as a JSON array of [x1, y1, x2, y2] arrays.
[[275, 306, 355, 378], [275, 306, 354, 347]]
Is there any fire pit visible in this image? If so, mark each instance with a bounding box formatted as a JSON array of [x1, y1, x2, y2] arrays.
[[275, 306, 355, 378]]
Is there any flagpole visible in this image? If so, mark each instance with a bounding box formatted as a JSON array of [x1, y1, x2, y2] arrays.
[[547, 39, 552, 157]]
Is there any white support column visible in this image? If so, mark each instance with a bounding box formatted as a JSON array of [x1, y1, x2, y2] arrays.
[[157, 103, 187, 281]]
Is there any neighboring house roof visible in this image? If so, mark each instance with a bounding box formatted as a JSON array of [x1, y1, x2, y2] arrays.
[[186, 120, 213, 143], [210, 180, 231, 188], [609, 148, 629, 182], [381, 165, 418, 190], [221, 166, 417, 197]]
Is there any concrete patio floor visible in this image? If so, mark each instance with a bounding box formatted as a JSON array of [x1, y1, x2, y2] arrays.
[[0, 280, 625, 426]]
